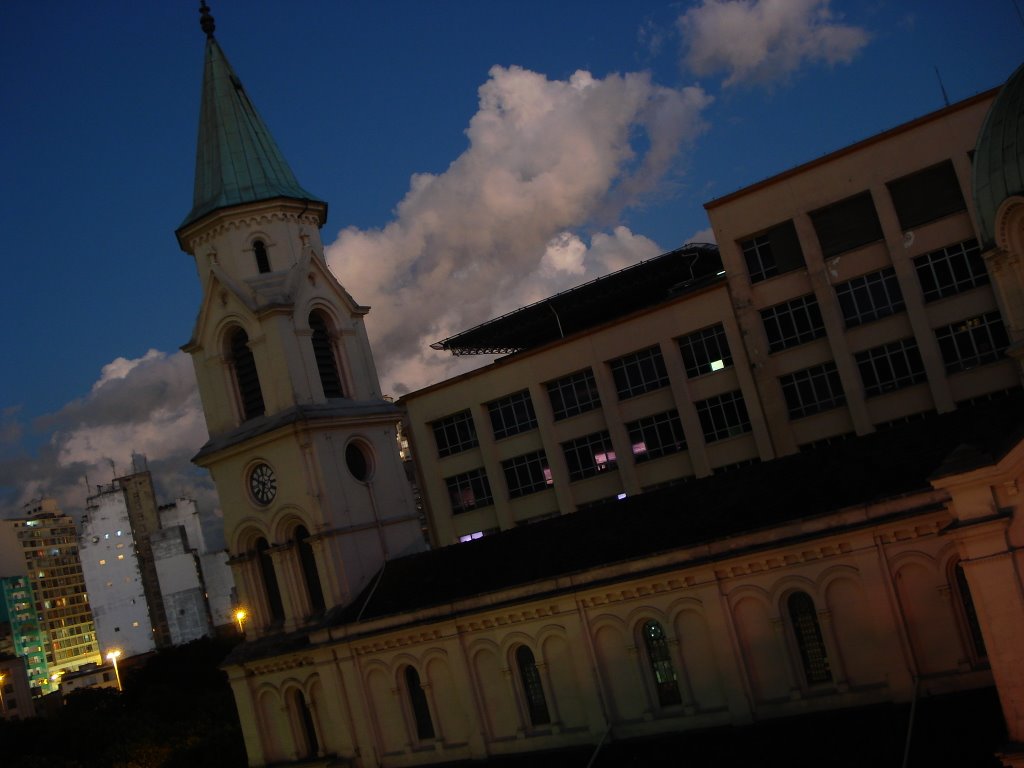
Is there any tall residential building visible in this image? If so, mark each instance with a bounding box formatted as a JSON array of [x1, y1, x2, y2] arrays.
[[0, 575, 49, 690], [169, 8, 1024, 767], [0, 500, 102, 690]]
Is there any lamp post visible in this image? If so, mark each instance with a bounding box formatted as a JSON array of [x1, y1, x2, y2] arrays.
[[0, 671, 6, 715], [234, 608, 248, 635], [106, 649, 123, 692]]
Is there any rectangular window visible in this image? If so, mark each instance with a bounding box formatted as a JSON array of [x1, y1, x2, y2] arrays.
[[678, 324, 733, 378], [780, 362, 846, 419], [609, 345, 670, 399], [431, 410, 478, 458], [760, 294, 826, 353], [546, 369, 601, 420], [855, 338, 927, 397], [626, 410, 687, 462], [914, 239, 988, 302], [502, 450, 553, 498], [888, 160, 966, 230], [835, 267, 905, 327], [740, 220, 804, 283], [695, 391, 751, 443], [935, 312, 1009, 373], [487, 390, 538, 440], [444, 468, 494, 515], [562, 431, 618, 481], [810, 191, 884, 258]]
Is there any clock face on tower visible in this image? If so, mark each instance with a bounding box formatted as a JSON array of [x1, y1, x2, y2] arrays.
[[248, 463, 277, 506]]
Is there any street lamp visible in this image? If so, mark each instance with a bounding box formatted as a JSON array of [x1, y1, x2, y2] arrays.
[[106, 649, 123, 692], [0, 671, 6, 715], [234, 608, 248, 635]]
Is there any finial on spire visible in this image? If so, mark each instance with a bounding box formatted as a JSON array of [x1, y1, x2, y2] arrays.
[[199, 1, 216, 38]]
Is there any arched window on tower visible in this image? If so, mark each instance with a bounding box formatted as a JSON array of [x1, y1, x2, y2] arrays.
[[404, 666, 435, 741], [642, 619, 682, 707], [229, 328, 265, 421], [253, 239, 271, 274], [788, 591, 832, 685], [294, 525, 325, 616], [288, 688, 319, 758], [515, 645, 551, 726], [952, 560, 987, 662], [255, 538, 284, 626], [308, 311, 344, 398]]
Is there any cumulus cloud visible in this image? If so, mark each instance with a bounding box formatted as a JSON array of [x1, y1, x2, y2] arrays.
[[679, 0, 869, 87], [2, 351, 216, 540], [327, 65, 710, 394]]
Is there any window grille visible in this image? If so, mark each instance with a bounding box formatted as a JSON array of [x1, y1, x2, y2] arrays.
[[855, 338, 926, 397], [515, 646, 551, 726], [642, 620, 682, 707], [695, 391, 751, 443], [935, 311, 1009, 373], [780, 362, 845, 419], [487, 390, 537, 439], [444, 468, 493, 514], [761, 294, 826, 352], [432, 410, 478, 457], [609, 345, 670, 399], [740, 219, 804, 283], [561, 431, 617, 481], [678, 324, 733, 378], [546, 369, 601, 420], [835, 267, 905, 327], [502, 451, 552, 498], [788, 592, 832, 685], [914, 239, 988, 302], [309, 312, 344, 398], [626, 410, 687, 462]]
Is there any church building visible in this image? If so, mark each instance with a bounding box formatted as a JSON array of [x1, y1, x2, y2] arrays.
[[175, 6, 1024, 767]]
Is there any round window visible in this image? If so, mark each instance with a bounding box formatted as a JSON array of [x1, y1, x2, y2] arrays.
[[345, 441, 371, 481]]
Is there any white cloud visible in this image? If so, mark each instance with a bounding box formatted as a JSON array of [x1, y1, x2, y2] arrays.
[[679, 0, 869, 87], [686, 226, 717, 245], [326, 65, 710, 395]]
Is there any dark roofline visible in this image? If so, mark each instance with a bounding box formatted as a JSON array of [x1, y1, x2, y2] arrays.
[[705, 86, 999, 211], [429, 243, 723, 356]]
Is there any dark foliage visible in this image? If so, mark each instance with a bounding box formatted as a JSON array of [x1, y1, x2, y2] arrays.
[[0, 637, 246, 768]]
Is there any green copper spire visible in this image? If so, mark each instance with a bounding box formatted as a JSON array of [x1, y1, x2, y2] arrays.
[[180, 3, 324, 229]]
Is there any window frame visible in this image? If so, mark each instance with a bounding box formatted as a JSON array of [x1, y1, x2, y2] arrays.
[[444, 468, 494, 515], [514, 646, 551, 727], [740, 219, 804, 283], [678, 324, 733, 378], [914, 239, 988, 302], [626, 410, 687, 462], [760, 294, 827, 353], [609, 345, 670, 400], [779, 362, 846, 419], [935, 311, 1009, 373], [486, 390, 538, 440], [787, 591, 832, 686], [431, 410, 479, 458], [835, 267, 906, 328], [641, 619, 682, 708], [501, 450, 552, 498], [561, 430, 618, 482], [695, 390, 751, 443], [855, 338, 927, 397], [546, 369, 601, 420]]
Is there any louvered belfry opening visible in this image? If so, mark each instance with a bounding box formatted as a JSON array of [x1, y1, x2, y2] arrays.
[[230, 328, 265, 420], [309, 311, 344, 398]]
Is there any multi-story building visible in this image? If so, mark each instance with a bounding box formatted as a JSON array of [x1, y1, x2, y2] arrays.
[[0, 500, 102, 689], [402, 86, 1021, 547], [79, 471, 234, 655], [0, 653, 36, 720], [0, 575, 49, 690], [168, 7, 1024, 767]]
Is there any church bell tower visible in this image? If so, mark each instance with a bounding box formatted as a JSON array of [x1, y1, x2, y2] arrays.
[[176, 3, 425, 636]]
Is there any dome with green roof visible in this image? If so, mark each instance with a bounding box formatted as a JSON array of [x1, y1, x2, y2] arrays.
[[973, 61, 1024, 250]]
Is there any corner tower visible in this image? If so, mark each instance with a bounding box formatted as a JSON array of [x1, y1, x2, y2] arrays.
[[176, 4, 425, 636]]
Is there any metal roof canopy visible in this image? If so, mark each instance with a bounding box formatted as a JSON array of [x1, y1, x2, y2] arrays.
[[430, 243, 723, 356]]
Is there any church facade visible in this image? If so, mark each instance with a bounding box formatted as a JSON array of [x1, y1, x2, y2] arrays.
[[175, 7, 1024, 767]]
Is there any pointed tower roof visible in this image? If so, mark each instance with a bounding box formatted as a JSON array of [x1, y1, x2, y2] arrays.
[[179, 3, 325, 230]]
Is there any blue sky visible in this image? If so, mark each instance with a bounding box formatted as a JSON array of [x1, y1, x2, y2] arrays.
[[1, 0, 1021, 519]]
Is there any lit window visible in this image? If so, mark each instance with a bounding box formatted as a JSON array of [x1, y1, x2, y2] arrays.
[[643, 620, 682, 707], [444, 468, 493, 515], [99, 560, 106, 566], [116, 531, 122, 537], [132, 621, 139, 628], [562, 431, 617, 481], [459, 531, 486, 543], [117, 555, 125, 560], [678, 324, 733, 378], [502, 450, 553, 498], [626, 410, 686, 462]]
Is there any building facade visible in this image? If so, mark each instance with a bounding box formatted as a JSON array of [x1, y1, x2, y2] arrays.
[[401, 86, 1021, 547], [0, 500, 102, 690], [170, 8, 1024, 767]]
